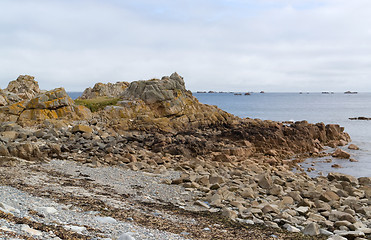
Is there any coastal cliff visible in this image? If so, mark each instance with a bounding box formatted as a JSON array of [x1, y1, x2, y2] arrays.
[[0, 73, 369, 240]]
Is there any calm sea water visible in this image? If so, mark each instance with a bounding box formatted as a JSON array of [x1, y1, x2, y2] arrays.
[[68, 91, 371, 177]]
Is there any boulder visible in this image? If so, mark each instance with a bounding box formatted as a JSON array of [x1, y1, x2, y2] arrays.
[[258, 173, 273, 189], [332, 148, 351, 159], [79, 81, 129, 99], [348, 144, 359, 150], [6, 75, 40, 102], [0, 90, 8, 106], [71, 124, 93, 134], [18, 88, 91, 122], [320, 191, 340, 202], [302, 222, 320, 236], [328, 172, 358, 185]]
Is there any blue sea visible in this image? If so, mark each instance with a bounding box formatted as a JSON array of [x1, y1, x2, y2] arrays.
[[68, 92, 371, 177]]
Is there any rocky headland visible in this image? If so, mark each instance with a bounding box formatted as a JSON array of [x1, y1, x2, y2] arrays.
[[0, 73, 370, 240]]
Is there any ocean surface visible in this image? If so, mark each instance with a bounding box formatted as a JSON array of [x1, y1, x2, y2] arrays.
[[68, 92, 371, 177]]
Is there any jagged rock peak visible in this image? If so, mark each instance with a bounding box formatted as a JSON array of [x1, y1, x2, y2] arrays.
[[6, 75, 40, 99], [121, 72, 187, 104], [79, 81, 130, 99]]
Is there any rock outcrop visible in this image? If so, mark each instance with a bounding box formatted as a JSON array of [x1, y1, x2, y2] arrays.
[[18, 88, 91, 122], [0, 76, 91, 123], [97, 73, 237, 132], [6, 75, 41, 100], [79, 81, 129, 99], [0, 72, 367, 239], [0, 75, 41, 106]]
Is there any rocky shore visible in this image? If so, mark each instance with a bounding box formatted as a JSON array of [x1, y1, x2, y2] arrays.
[[0, 73, 370, 240]]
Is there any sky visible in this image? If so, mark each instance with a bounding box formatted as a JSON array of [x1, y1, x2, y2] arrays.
[[0, 0, 371, 92]]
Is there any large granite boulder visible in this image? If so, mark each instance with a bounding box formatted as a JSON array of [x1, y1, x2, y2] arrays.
[[79, 81, 129, 99]]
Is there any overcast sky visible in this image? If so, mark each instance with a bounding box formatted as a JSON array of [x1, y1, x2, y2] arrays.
[[1, 0, 371, 92]]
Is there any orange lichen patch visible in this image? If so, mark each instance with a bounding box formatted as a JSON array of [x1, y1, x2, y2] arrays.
[[74, 105, 92, 119], [19, 109, 58, 121], [6, 101, 26, 115]]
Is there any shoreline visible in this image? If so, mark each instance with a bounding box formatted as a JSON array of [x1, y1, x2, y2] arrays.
[[0, 74, 370, 239]]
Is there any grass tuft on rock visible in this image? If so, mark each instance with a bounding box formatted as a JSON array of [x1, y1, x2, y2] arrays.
[[74, 97, 120, 112]]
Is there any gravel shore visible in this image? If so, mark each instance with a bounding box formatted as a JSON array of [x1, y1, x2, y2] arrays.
[[0, 159, 320, 240]]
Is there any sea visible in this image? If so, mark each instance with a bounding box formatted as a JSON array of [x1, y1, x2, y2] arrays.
[[68, 91, 371, 178]]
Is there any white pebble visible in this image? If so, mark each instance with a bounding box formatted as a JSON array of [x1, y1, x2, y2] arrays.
[[38, 207, 58, 214], [94, 216, 117, 224], [21, 224, 43, 236], [118, 232, 136, 240]]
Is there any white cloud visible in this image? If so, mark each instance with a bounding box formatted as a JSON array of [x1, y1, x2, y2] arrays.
[[0, 0, 371, 92]]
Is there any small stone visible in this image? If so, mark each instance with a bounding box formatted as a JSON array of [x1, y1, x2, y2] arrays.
[[320, 229, 333, 236], [37, 207, 58, 214], [332, 148, 351, 159], [0, 202, 20, 214], [94, 216, 117, 224], [327, 235, 347, 240], [281, 196, 294, 205], [222, 207, 238, 220], [71, 124, 93, 134], [63, 225, 86, 233], [334, 221, 352, 228], [118, 233, 136, 240], [261, 204, 279, 214], [0, 226, 15, 232], [295, 206, 309, 215], [332, 164, 342, 168], [21, 225, 42, 236], [302, 222, 320, 236], [265, 221, 279, 228], [258, 173, 273, 189], [240, 187, 255, 198], [348, 144, 359, 150], [286, 225, 300, 233], [195, 200, 210, 209], [209, 175, 224, 185], [320, 191, 340, 202]]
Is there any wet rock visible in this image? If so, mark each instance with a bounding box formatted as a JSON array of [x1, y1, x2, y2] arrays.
[[332, 148, 351, 159], [348, 144, 360, 150]]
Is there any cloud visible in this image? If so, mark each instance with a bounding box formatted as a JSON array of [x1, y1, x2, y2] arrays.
[[0, 0, 371, 92]]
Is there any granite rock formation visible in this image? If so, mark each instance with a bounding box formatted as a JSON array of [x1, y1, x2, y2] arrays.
[[79, 81, 129, 99], [0, 76, 91, 123]]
